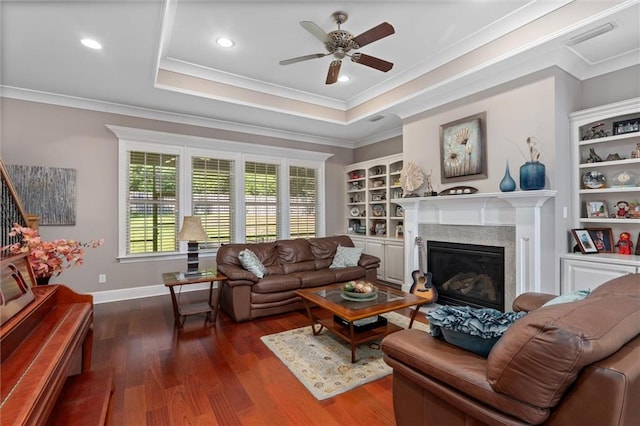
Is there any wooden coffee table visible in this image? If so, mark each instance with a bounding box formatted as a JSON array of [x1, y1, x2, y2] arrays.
[[295, 283, 428, 363]]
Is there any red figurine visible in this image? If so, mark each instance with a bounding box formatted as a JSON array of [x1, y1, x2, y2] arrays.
[[616, 232, 633, 255]]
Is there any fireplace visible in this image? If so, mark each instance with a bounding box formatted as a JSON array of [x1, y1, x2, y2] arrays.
[[427, 240, 505, 311]]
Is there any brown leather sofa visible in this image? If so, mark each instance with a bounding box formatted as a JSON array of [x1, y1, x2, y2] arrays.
[[382, 273, 640, 425], [216, 235, 380, 322]]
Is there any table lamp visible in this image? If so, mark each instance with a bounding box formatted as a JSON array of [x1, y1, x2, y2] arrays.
[[177, 216, 208, 273]]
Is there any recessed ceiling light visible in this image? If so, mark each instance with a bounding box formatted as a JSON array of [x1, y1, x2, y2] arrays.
[[338, 75, 350, 82], [81, 38, 102, 50], [216, 37, 235, 48]]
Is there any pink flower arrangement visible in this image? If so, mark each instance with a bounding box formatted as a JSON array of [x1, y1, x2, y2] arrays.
[[1, 224, 103, 278]]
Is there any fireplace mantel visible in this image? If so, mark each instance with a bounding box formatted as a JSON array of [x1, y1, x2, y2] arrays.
[[395, 190, 558, 299]]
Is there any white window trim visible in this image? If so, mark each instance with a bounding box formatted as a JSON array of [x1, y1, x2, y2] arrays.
[[110, 125, 332, 261]]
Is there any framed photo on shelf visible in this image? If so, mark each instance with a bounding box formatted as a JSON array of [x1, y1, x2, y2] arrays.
[[571, 229, 599, 254], [586, 227, 614, 253], [440, 112, 487, 183], [612, 117, 639, 135], [585, 200, 609, 218]]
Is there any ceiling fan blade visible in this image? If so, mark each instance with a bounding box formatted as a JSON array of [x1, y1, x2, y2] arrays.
[[353, 22, 395, 48], [325, 60, 341, 85], [300, 21, 330, 44], [279, 53, 327, 65], [351, 53, 393, 72]]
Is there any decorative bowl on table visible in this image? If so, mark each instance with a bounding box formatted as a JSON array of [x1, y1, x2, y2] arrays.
[[341, 281, 378, 301]]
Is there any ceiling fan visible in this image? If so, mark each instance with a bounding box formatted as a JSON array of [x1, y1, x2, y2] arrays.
[[279, 11, 395, 85]]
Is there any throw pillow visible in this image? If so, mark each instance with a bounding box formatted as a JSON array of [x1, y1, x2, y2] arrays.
[[239, 249, 266, 278], [330, 245, 362, 268], [542, 289, 590, 307]]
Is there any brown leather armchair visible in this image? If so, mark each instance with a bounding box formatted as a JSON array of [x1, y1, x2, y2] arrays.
[[382, 273, 640, 425]]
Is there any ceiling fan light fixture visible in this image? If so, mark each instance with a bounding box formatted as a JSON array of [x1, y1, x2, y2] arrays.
[[216, 37, 235, 48], [338, 75, 350, 82]]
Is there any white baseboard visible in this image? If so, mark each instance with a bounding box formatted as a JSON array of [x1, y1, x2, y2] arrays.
[[90, 282, 213, 304]]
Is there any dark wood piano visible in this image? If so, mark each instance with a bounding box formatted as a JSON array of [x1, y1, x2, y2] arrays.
[[1, 253, 114, 425]]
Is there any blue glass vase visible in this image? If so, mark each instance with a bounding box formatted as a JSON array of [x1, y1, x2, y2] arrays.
[[499, 161, 516, 192], [519, 161, 545, 190]]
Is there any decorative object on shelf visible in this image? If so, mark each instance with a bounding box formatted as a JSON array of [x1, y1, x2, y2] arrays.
[[636, 233, 640, 256], [349, 171, 363, 180], [610, 171, 639, 187], [633, 143, 640, 159], [571, 229, 599, 254], [372, 204, 385, 217], [629, 201, 640, 219], [1, 223, 103, 283], [582, 171, 607, 189], [586, 200, 609, 218], [399, 161, 425, 197], [350, 207, 360, 217], [612, 117, 640, 135], [372, 180, 385, 188], [424, 169, 437, 196], [395, 205, 404, 217], [499, 160, 516, 192], [438, 186, 478, 196], [615, 232, 633, 255], [371, 220, 386, 236], [581, 122, 608, 140], [177, 216, 209, 273], [519, 137, 545, 190], [349, 182, 362, 190], [440, 112, 487, 183], [586, 147, 602, 163], [395, 222, 404, 238], [371, 193, 385, 201], [612, 201, 630, 219], [604, 153, 624, 161], [586, 227, 614, 253]]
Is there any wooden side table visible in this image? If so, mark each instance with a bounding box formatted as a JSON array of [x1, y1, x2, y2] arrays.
[[162, 269, 227, 329]]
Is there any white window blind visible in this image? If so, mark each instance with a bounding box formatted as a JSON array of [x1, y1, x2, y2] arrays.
[[192, 156, 234, 248], [289, 165, 317, 239], [127, 151, 179, 254], [245, 161, 279, 243]]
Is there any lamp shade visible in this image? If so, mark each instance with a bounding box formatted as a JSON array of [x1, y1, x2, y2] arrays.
[[177, 216, 208, 241]]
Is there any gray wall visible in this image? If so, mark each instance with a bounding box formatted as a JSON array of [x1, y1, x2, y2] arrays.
[[580, 65, 640, 109], [354, 135, 402, 163]]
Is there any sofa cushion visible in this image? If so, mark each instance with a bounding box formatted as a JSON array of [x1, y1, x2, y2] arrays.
[[294, 269, 337, 288], [277, 239, 314, 263], [330, 245, 363, 268], [487, 294, 640, 409], [217, 242, 279, 269], [239, 249, 266, 278], [332, 266, 366, 282], [252, 274, 301, 293], [308, 235, 354, 259]]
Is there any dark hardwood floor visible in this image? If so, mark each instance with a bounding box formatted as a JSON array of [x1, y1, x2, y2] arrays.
[[92, 290, 424, 425]]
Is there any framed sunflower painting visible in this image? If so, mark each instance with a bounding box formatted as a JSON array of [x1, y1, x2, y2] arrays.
[[439, 112, 487, 183]]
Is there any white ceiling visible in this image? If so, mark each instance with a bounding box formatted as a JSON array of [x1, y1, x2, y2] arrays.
[[2, 1, 639, 148]]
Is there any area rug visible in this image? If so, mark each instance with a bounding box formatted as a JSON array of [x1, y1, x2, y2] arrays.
[[260, 311, 429, 400]]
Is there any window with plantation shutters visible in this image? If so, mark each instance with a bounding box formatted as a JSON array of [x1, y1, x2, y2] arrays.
[[289, 165, 317, 239], [192, 157, 234, 248], [114, 126, 329, 260], [127, 151, 179, 254], [245, 161, 279, 243]]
